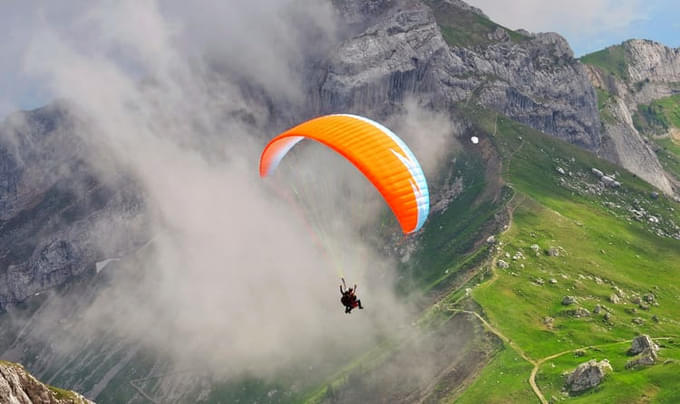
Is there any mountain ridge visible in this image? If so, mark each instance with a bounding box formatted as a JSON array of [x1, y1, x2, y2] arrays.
[[1, 0, 679, 402]]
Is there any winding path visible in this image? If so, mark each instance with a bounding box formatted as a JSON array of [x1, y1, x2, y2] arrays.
[[447, 303, 676, 404]]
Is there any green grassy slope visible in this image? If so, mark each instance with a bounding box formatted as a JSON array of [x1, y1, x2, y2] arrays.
[[579, 45, 629, 81], [633, 94, 680, 135], [399, 151, 509, 295], [632, 94, 680, 181], [454, 112, 680, 403], [654, 137, 680, 181], [426, 0, 529, 48], [301, 132, 512, 402]]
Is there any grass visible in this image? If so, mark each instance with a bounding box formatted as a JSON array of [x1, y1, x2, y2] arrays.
[[580, 44, 629, 81], [631, 94, 680, 180], [653, 137, 680, 181], [399, 152, 507, 294], [595, 88, 617, 125], [454, 346, 534, 403], [537, 340, 680, 403], [633, 94, 680, 136], [456, 111, 680, 402], [426, 0, 529, 48], [49, 385, 84, 402]]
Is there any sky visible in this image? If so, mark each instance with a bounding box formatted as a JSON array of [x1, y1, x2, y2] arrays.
[[467, 0, 680, 56], [1, 1, 679, 118]]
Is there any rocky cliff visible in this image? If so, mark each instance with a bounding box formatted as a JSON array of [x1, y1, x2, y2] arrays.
[[317, 0, 601, 151], [583, 39, 680, 194], [0, 0, 606, 309], [0, 360, 92, 403]]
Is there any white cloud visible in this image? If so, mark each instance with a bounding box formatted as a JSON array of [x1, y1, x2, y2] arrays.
[[466, 0, 648, 41], [18, 0, 412, 377]]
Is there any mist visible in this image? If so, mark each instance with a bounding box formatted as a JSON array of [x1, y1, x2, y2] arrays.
[[9, 0, 458, 384]]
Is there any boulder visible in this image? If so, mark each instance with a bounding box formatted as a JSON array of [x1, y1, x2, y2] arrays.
[[628, 335, 659, 355], [613, 286, 627, 298], [565, 359, 612, 393], [497, 260, 509, 269], [592, 168, 604, 178], [626, 348, 658, 368], [543, 316, 554, 326], [601, 176, 616, 187], [547, 247, 560, 257], [562, 296, 576, 305], [566, 308, 591, 318], [608, 294, 621, 304]]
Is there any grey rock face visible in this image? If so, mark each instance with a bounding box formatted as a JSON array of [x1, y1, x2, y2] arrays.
[[628, 334, 659, 355], [626, 345, 659, 368], [317, 0, 601, 150], [584, 40, 680, 195], [566, 307, 591, 318], [565, 359, 612, 393], [0, 361, 93, 403], [599, 96, 672, 193], [625, 39, 680, 85]]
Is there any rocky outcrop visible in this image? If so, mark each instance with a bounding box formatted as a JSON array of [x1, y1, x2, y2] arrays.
[[625, 40, 680, 89], [626, 335, 660, 368], [0, 361, 92, 403], [597, 94, 673, 193], [628, 334, 659, 355], [584, 40, 680, 194], [317, 0, 601, 150], [564, 359, 612, 394]]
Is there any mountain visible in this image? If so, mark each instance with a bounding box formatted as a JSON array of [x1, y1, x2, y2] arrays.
[[0, 360, 92, 403], [581, 39, 680, 195], [1, 0, 679, 403], [0, 103, 149, 308], [318, 0, 601, 150]]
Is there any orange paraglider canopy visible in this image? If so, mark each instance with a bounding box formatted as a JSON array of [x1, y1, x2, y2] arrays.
[[259, 114, 429, 234]]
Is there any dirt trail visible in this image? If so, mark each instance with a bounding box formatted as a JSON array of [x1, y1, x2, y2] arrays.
[[670, 127, 680, 143], [447, 155, 674, 403]]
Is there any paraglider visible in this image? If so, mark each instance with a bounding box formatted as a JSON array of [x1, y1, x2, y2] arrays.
[[259, 114, 429, 234], [339, 278, 363, 314], [259, 113, 430, 314]]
